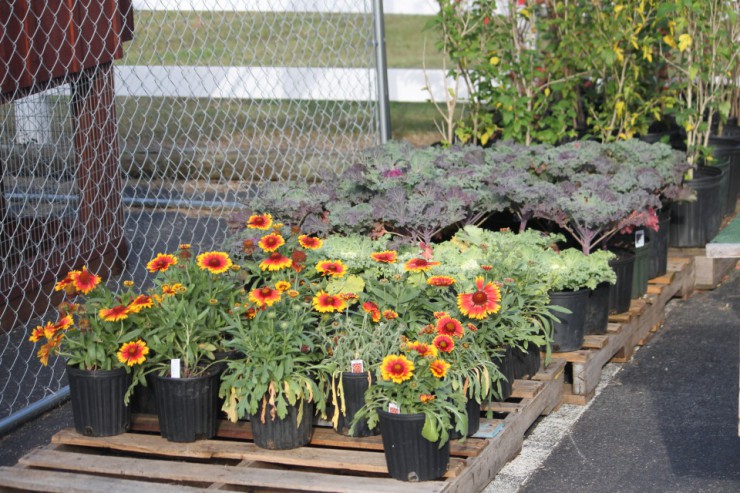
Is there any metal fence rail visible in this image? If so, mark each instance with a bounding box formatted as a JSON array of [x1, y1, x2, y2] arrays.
[[0, 0, 382, 426]]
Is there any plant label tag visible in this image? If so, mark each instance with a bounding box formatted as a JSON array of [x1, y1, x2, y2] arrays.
[[351, 359, 364, 373], [635, 229, 645, 248], [388, 402, 401, 414], [171, 359, 180, 379]]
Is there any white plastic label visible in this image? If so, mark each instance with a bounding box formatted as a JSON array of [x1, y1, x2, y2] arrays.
[[635, 229, 645, 248], [350, 359, 364, 373], [388, 402, 401, 414], [171, 359, 180, 378]]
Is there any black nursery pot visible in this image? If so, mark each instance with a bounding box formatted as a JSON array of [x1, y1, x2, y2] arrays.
[[647, 207, 671, 279], [336, 372, 378, 438], [549, 288, 589, 352], [708, 136, 740, 215], [584, 281, 611, 335], [511, 342, 541, 380], [631, 240, 651, 299], [67, 365, 131, 437], [378, 410, 450, 482], [491, 346, 514, 401], [250, 400, 314, 450], [669, 166, 724, 248], [608, 250, 635, 314], [450, 398, 482, 439], [152, 365, 223, 443]]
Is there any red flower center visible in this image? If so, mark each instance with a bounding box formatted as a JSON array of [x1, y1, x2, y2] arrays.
[[269, 252, 281, 260], [445, 322, 456, 332], [472, 291, 488, 305], [393, 363, 403, 372], [260, 287, 272, 296]]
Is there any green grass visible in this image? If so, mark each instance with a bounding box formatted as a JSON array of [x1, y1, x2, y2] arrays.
[[122, 12, 445, 69]]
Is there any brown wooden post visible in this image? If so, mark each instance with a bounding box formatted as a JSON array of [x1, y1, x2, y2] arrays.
[[71, 63, 128, 272]]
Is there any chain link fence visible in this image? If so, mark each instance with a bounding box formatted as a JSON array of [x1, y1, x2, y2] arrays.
[[0, 0, 381, 425]]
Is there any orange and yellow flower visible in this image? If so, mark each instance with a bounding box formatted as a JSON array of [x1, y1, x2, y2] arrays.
[[99, 305, 130, 322], [54, 271, 77, 293], [117, 339, 149, 366], [370, 250, 398, 263], [380, 354, 415, 384], [404, 258, 440, 272], [427, 276, 456, 287], [28, 324, 46, 343], [315, 260, 347, 277], [433, 334, 455, 353], [420, 393, 436, 403], [433, 311, 448, 319], [147, 253, 178, 273], [260, 252, 292, 271], [436, 315, 464, 338], [429, 359, 451, 378], [457, 276, 502, 320], [362, 301, 381, 322], [161, 283, 185, 296], [275, 281, 291, 292], [298, 235, 323, 250], [197, 251, 233, 274], [407, 341, 438, 358], [70, 266, 101, 295], [247, 213, 273, 230], [128, 294, 153, 313], [312, 291, 347, 313], [258, 233, 285, 252], [249, 286, 281, 307]]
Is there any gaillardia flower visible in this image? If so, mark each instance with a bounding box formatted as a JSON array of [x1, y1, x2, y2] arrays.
[[429, 359, 451, 378], [70, 266, 101, 294], [457, 276, 502, 320], [381, 354, 415, 383], [315, 260, 347, 277], [197, 251, 233, 274], [247, 213, 273, 230], [117, 340, 149, 366], [433, 334, 455, 353], [275, 280, 291, 292], [147, 253, 178, 273], [128, 294, 153, 313], [249, 286, 281, 307], [258, 233, 285, 252], [427, 276, 456, 287], [298, 235, 323, 250], [407, 341, 438, 358], [436, 315, 464, 338], [420, 393, 436, 403], [260, 252, 292, 271], [312, 291, 347, 313], [370, 250, 398, 263], [99, 305, 129, 322], [383, 309, 398, 320], [404, 258, 440, 272]]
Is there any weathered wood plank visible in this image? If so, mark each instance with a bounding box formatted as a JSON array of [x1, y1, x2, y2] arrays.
[[19, 449, 442, 493], [0, 465, 206, 493]]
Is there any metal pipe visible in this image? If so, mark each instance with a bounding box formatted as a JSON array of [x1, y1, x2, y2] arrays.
[[0, 386, 69, 437], [5, 192, 247, 210], [372, 0, 392, 143]]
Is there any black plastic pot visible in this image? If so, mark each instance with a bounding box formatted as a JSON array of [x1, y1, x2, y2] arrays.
[[67, 365, 131, 437], [631, 240, 650, 299], [335, 372, 378, 438], [491, 346, 514, 401], [250, 400, 314, 450], [608, 250, 636, 314], [450, 398, 481, 439], [511, 343, 541, 380], [548, 288, 589, 352], [669, 166, 725, 247], [378, 410, 450, 482], [585, 281, 611, 335], [708, 136, 740, 215], [152, 365, 223, 443], [130, 374, 156, 415], [647, 207, 671, 279]]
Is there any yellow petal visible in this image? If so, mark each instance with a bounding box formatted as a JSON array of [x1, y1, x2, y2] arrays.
[[678, 34, 692, 52], [663, 35, 677, 49], [489, 56, 500, 66]]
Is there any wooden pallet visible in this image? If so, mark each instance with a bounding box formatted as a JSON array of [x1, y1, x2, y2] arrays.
[[669, 247, 736, 289], [552, 257, 693, 405], [0, 360, 565, 493]]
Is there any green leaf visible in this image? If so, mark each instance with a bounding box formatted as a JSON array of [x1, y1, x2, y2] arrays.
[[421, 414, 439, 443]]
